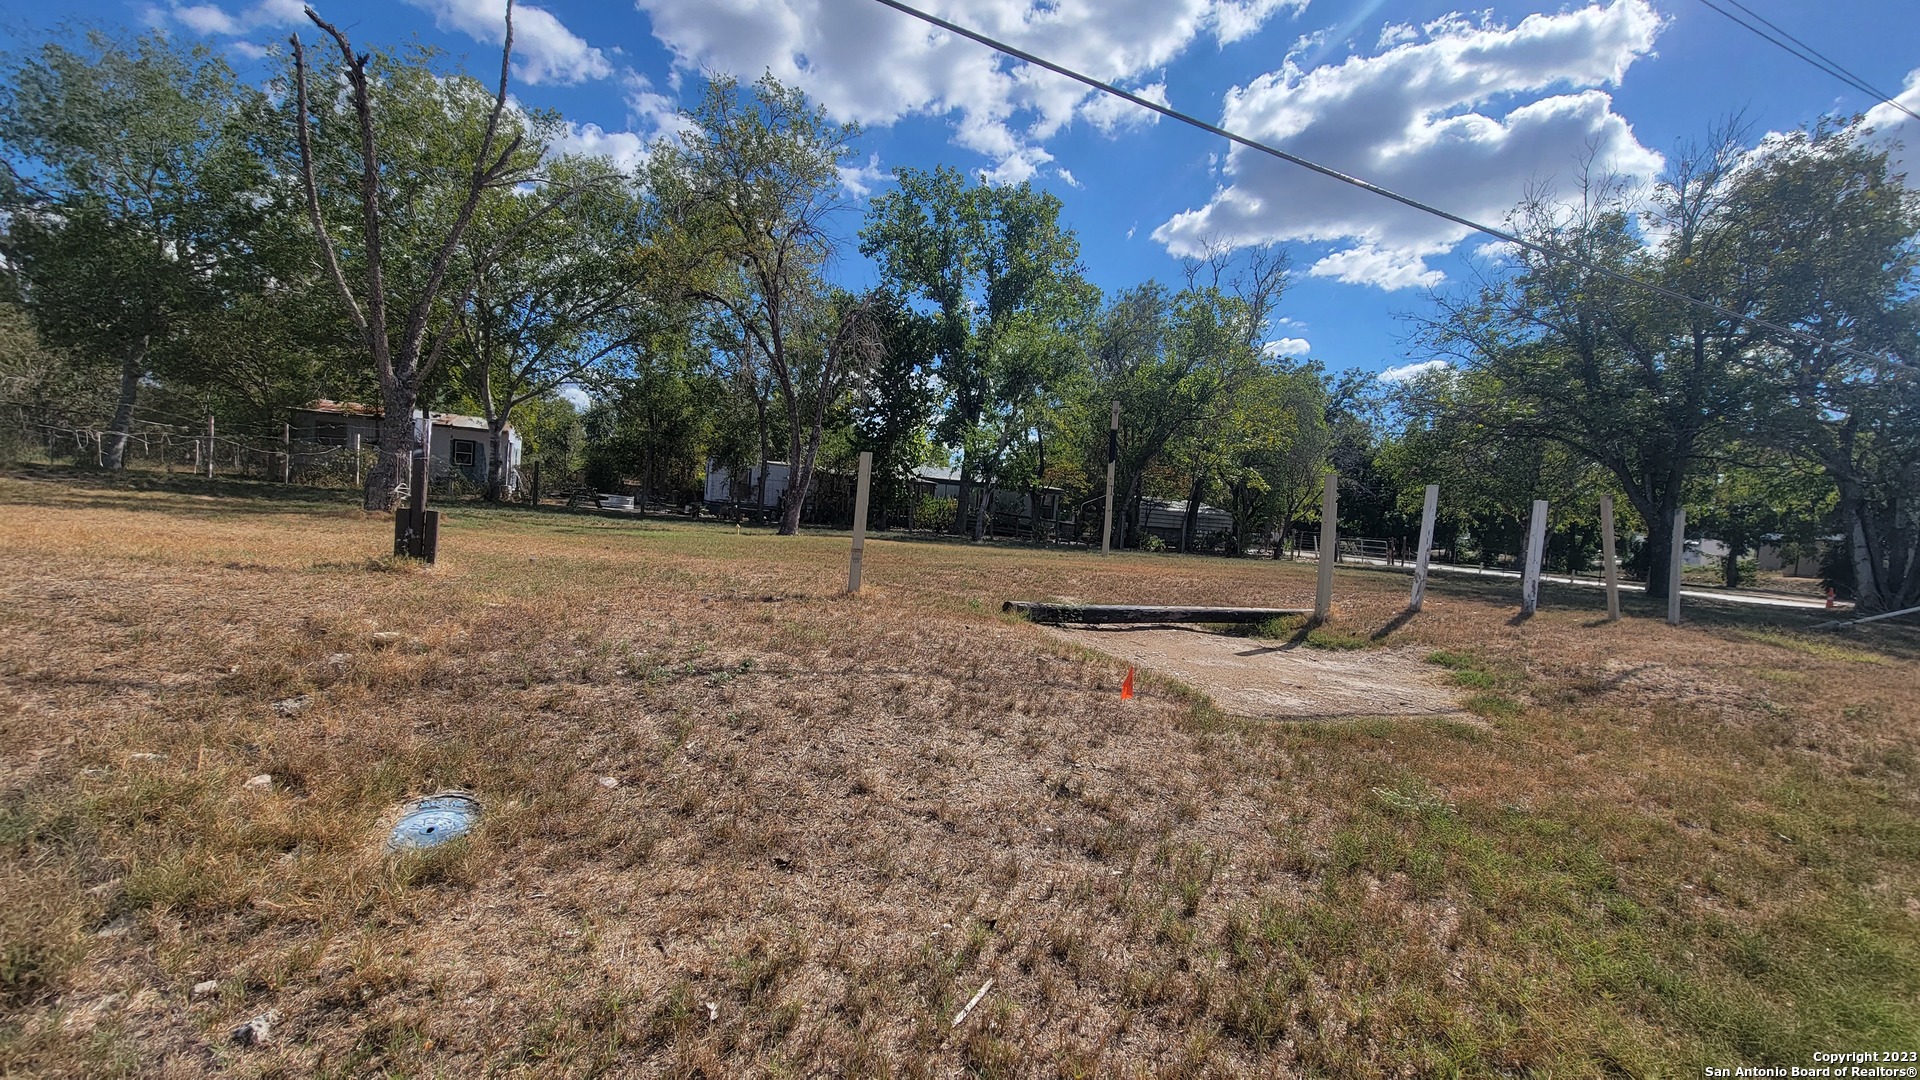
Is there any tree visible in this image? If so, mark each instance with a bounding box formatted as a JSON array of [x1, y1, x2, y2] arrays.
[[1384, 366, 1606, 569], [582, 344, 716, 504], [1166, 247, 1291, 552], [1216, 362, 1328, 556], [288, 2, 572, 510], [451, 155, 643, 500], [1081, 274, 1286, 550], [1723, 123, 1920, 611], [0, 32, 264, 468], [643, 75, 880, 535], [847, 293, 939, 526], [861, 166, 1091, 538], [1418, 140, 1761, 597]]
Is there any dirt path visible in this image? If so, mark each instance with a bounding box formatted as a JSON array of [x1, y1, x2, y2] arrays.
[[1047, 626, 1466, 720]]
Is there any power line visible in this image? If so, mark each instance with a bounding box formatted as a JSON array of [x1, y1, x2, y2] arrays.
[[1695, 0, 1920, 126], [865, 0, 1913, 374]]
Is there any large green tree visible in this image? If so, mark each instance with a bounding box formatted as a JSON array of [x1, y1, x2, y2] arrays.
[[642, 75, 880, 535], [861, 166, 1091, 538], [451, 154, 643, 500], [1419, 140, 1762, 598], [0, 31, 265, 468], [1723, 123, 1920, 611]]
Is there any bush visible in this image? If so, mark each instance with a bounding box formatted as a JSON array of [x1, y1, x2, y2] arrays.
[[912, 495, 956, 533]]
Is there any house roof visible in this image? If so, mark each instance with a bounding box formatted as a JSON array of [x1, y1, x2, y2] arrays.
[[911, 464, 1063, 492], [293, 401, 506, 433], [296, 399, 381, 417], [431, 414, 492, 431]]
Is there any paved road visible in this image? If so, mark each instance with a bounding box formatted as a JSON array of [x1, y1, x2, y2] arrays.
[[1321, 555, 1845, 612]]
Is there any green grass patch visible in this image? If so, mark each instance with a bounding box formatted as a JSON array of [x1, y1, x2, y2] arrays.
[[1237, 616, 1372, 650], [1732, 629, 1889, 664], [1464, 692, 1523, 720]]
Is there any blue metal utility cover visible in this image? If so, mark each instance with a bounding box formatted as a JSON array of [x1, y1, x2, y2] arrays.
[[385, 791, 480, 853]]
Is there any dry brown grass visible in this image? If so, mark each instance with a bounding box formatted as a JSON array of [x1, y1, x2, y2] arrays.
[[1, 467, 1916, 1078]]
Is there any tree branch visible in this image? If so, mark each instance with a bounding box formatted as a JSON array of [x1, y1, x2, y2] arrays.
[[288, 31, 368, 337]]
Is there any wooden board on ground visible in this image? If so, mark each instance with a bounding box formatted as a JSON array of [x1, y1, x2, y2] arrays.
[[1006, 601, 1312, 625], [1047, 626, 1467, 720]]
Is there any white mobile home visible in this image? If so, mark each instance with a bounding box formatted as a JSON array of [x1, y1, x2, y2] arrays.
[[290, 400, 522, 492]]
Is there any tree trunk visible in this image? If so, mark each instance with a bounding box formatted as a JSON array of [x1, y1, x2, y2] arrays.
[[1640, 504, 1678, 600], [485, 423, 507, 501], [754, 396, 770, 521], [954, 454, 973, 538], [103, 338, 147, 470], [1179, 472, 1203, 554], [1842, 492, 1920, 613], [364, 402, 416, 511], [973, 477, 993, 541]]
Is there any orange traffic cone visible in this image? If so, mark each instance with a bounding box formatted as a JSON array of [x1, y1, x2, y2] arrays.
[[1121, 667, 1135, 701]]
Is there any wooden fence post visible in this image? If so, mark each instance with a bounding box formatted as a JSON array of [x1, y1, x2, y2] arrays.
[[1667, 508, 1686, 626], [1599, 495, 1621, 621], [1101, 400, 1119, 554], [847, 451, 873, 594], [1521, 499, 1548, 615], [1314, 472, 1338, 622], [281, 422, 291, 483], [205, 416, 215, 479], [1409, 484, 1438, 611], [352, 433, 362, 489]]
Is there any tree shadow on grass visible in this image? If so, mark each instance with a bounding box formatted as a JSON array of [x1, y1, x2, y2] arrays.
[[1369, 608, 1420, 641], [3, 464, 361, 518]]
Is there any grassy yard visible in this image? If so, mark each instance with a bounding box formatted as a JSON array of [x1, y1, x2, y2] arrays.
[[1, 467, 1915, 1078]]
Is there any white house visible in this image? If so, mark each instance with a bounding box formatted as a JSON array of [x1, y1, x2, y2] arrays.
[[290, 400, 522, 492]]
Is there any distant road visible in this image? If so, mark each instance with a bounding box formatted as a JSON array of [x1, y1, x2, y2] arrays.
[[1321, 555, 1846, 612]]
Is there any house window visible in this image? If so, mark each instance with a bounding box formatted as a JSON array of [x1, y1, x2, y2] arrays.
[[452, 439, 477, 467]]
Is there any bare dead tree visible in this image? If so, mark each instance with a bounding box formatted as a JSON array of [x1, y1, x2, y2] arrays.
[[289, 2, 527, 510]]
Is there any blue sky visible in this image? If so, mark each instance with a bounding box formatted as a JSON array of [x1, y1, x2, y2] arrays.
[[8, 0, 1918, 381]]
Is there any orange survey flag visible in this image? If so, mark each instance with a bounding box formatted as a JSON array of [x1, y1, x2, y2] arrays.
[[1121, 667, 1135, 700]]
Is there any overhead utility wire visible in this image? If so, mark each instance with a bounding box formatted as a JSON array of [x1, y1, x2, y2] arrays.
[[1694, 0, 1920, 126], [865, 0, 1912, 374]]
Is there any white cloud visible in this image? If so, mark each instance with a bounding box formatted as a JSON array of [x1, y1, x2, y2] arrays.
[[225, 40, 269, 60], [1308, 243, 1445, 290], [1862, 68, 1920, 187], [620, 70, 694, 142], [405, 0, 612, 85], [1263, 337, 1311, 357], [1154, 1, 1667, 291], [155, 0, 301, 36], [1056, 167, 1082, 188], [840, 153, 891, 197], [1213, 0, 1309, 45], [1472, 239, 1520, 262], [154, 0, 609, 87], [1377, 358, 1449, 382], [979, 145, 1054, 186], [552, 122, 650, 173], [631, 0, 1303, 183], [549, 71, 692, 174], [1376, 21, 1417, 49], [1081, 79, 1170, 135]]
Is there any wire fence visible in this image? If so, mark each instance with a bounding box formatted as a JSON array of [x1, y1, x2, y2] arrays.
[[5, 413, 375, 487]]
